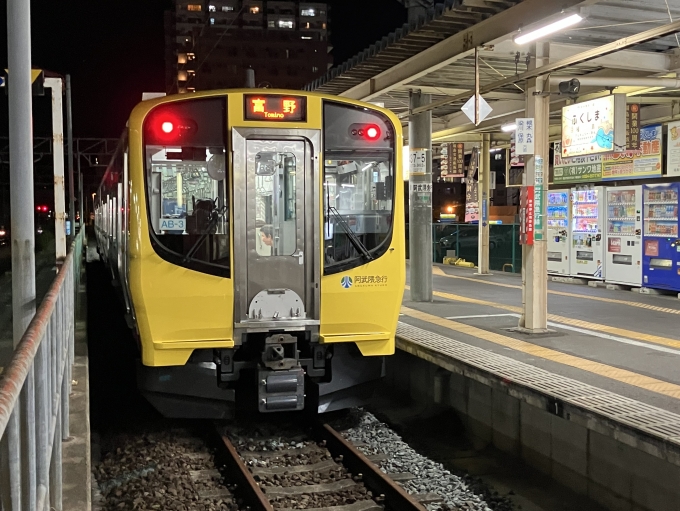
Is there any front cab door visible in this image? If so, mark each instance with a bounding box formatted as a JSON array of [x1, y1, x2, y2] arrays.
[[232, 129, 320, 331]]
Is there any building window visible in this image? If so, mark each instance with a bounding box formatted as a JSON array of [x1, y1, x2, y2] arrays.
[[278, 19, 294, 29], [210, 17, 215, 24], [268, 20, 275, 28], [322, 22, 327, 29], [178, 53, 187, 64], [187, 52, 196, 60], [249, 6, 260, 14], [312, 66, 318, 73], [208, 4, 216, 11], [222, 5, 234, 11], [301, 35, 312, 40], [187, 4, 202, 11], [301, 8, 315, 16], [178, 70, 188, 81]]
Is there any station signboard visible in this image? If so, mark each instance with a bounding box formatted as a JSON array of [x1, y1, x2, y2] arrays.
[[561, 95, 626, 158]]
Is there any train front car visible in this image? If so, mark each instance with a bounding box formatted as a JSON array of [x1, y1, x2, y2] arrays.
[[110, 90, 404, 418]]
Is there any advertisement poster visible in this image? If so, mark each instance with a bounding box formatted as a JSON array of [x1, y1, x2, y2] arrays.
[[608, 237, 622, 253], [519, 185, 535, 245], [667, 121, 680, 177], [440, 142, 465, 179], [554, 125, 662, 184], [626, 103, 641, 151], [561, 96, 615, 157], [645, 239, 659, 257], [465, 148, 479, 222], [553, 142, 602, 184], [602, 125, 662, 180]]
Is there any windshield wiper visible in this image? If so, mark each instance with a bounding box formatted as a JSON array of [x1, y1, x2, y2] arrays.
[[183, 200, 227, 263], [327, 206, 373, 261]]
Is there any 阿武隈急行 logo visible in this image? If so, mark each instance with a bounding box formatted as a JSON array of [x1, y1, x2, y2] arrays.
[[341, 276, 353, 289]]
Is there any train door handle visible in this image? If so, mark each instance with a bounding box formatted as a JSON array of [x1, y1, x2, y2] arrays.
[[292, 250, 304, 265]]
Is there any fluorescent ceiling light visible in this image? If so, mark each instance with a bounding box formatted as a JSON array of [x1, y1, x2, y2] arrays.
[[501, 123, 517, 132], [514, 13, 583, 45]]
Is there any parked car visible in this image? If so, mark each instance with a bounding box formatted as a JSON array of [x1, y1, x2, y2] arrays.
[[438, 228, 505, 251]]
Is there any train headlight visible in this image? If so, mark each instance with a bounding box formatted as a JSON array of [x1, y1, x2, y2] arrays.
[[161, 121, 174, 134]]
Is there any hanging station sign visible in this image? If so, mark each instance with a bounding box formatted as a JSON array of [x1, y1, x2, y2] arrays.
[[515, 118, 535, 155], [561, 95, 626, 158]]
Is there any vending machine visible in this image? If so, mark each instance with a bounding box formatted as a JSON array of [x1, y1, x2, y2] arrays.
[[570, 187, 605, 279], [547, 190, 571, 274], [642, 183, 680, 292], [604, 186, 642, 286]]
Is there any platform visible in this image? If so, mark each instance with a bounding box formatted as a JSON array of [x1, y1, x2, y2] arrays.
[[403, 263, 680, 415], [395, 263, 680, 511]]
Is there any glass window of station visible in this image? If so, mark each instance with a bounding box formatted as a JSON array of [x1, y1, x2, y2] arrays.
[[143, 98, 230, 277], [323, 102, 395, 274]]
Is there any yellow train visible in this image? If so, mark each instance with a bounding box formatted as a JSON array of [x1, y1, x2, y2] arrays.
[[94, 90, 405, 417]]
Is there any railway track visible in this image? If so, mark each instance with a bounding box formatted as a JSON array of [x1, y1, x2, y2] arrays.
[[215, 420, 433, 511]]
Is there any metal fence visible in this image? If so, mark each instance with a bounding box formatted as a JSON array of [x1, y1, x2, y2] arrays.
[[406, 223, 522, 274], [0, 229, 84, 511]]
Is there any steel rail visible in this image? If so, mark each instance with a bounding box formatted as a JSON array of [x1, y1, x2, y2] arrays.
[[318, 424, 427, 511], [217, 431, 274, 511], [401, 19, 680, 119], [216, 422, 426, 511]]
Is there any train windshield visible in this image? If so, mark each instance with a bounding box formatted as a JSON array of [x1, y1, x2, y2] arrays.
[[143, 98, 230, 275], [323, 102, 395, 273]]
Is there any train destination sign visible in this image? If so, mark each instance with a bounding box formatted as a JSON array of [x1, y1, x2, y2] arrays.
[[245, 95, 307, 122]]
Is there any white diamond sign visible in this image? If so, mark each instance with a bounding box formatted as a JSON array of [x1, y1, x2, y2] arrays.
[[461, 95, 492, 125]]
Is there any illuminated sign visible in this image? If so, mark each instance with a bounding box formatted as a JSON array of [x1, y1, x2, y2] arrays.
[[244, 95, 306, 122], [561, 95, 626, 157]]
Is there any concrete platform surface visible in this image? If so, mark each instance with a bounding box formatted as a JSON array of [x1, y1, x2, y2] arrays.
[[403, 263, 680, 414]]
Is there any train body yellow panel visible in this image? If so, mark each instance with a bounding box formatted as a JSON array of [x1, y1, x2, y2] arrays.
[[95, 89, 404, 417]]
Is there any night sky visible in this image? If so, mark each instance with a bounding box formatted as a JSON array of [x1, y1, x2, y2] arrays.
[[0, 0, 407, 138]]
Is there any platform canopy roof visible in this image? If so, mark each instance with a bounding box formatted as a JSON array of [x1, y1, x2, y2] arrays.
[[305, 0, 680, 143]]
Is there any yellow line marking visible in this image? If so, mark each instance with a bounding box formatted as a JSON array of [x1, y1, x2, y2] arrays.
[[401, 306, 680, 399], [427, 288, 680, 351], [432, 267, 680, 315]]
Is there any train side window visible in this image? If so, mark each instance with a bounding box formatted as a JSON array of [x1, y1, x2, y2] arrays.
[[143, 98, 230, 277], [323, 101, 396, 274]]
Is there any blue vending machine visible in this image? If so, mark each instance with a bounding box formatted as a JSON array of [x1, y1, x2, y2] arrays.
[[642, 183, 680, 292]]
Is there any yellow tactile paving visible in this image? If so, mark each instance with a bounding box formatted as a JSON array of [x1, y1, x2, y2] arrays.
[[419, 286, 680, 351], [431, 266, 680, 315], [401, 306, 680, 400]]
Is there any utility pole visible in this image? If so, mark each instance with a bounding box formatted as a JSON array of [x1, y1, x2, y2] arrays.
[[4, 0, 37, 509], [520, 42, 550, 332], [66, 75, 75, 238], [408, 91, 433, 302]]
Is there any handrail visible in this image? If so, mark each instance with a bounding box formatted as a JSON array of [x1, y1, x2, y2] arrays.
[[0, 238, 76, 437], [0, 229, 85, 511]]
